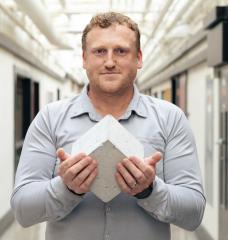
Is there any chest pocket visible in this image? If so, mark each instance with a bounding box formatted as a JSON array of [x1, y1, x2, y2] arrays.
[[138, 137, 166, 181]]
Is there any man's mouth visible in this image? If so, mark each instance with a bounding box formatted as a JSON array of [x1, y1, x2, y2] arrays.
[[101, 72, 120, 75]]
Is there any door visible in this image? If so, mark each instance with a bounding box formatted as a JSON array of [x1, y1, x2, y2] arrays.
[[14, 75, 39, 173], [219, 69, 228, 240], [172, 72, 187, 115]]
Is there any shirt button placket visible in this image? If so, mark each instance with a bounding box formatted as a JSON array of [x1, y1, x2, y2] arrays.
[[105, 233, 110, 240], [106, 206, 111, 213], [104, 205, 112, 240]]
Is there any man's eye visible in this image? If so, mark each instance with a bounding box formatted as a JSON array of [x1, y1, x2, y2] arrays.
[[94, 49, 106, 55], [115, 48, 127, 55]]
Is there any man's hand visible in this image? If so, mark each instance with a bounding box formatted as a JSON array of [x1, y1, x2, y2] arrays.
[[57, 148, 97, 195], [115, 152, 162, 196]]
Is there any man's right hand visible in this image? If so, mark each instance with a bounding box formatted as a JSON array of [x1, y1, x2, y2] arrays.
[[57, 148, 97, 195]]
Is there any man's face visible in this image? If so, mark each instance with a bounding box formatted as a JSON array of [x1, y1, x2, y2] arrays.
[[83, 24, 142, 95]]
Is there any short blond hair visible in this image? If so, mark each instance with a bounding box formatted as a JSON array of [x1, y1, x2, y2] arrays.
[[82, 12, 141, 52]]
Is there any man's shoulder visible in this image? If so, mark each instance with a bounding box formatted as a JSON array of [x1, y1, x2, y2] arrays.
[[140, 93, 182, 114], [47, 94, 79, 109], [139, 94, 187, 133], [40, 94, 81, 119]]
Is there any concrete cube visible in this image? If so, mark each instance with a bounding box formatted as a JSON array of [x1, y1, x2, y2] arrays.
[[71, 114, 144, 202]]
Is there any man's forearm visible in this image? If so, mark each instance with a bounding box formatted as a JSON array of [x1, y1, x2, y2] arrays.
[[11, 177, 83, 227], [137, 177, 206, 230]]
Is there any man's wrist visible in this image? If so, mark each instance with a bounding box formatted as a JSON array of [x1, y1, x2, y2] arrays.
[[67, 187, 85, 196], [134, 184, 153, 199]]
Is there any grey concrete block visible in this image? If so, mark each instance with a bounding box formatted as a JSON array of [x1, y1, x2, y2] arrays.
[[71, 115, 144, 202]]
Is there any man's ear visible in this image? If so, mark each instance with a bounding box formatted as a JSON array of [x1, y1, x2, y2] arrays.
[[137, 50, 143, 69]]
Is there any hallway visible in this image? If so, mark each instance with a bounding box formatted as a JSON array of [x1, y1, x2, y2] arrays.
[[1, 1, 228, 239]]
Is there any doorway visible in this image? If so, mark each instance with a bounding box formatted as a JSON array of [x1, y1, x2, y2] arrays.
[[219, 68, 228, 240], [14, 74, 39, 173], [172, 72, 187, 115]]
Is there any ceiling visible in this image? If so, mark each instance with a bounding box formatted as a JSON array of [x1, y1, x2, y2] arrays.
[[1, 0, 228, 84]]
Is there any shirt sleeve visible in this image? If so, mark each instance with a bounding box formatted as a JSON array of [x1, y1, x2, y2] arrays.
[[10, 105, 83, 227], [137, 108, 206, 231]]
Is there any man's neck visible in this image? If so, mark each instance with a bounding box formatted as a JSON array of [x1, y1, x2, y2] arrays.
[[88, 87, 134, 119]]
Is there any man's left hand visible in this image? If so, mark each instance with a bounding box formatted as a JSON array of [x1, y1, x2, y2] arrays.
[[115, 152, 162, 196]]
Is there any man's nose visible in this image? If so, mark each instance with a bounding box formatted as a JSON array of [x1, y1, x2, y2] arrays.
[[104, 51, 116, 68]]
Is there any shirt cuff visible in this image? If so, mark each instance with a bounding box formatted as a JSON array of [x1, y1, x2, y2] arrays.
[[134, 184, 153, 199], [50, 176, 84, 203], [137, 176, 169, 220]]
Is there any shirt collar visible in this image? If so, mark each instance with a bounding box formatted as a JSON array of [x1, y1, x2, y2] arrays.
[[119, 85, 147, 120], [70, 84, 147, 121], [70, 84, 100, 121]]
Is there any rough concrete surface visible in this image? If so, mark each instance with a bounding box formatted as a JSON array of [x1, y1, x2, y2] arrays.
[[71, 115, 144, 202]]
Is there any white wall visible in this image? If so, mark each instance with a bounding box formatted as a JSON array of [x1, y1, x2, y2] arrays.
[[187, 62, 207, 188], [13, 58, 63, 108], [0, 48, 15, 219], [187, 62, 218, 239], [0, 46, 73, 220]]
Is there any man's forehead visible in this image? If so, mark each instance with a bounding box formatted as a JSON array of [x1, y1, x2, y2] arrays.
[[88, 24, 135, 36], [91, 22, 130, 30], [86, 24, 136, 43]]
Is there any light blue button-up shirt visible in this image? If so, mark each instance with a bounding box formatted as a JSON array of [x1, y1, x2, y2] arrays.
[[11, 85, 205, 240]]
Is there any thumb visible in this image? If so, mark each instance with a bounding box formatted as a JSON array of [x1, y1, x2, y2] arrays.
[[56, 148, 70, 162], [146, 151, 162, 166]]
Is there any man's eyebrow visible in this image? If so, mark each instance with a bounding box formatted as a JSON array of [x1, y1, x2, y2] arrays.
[[91, 45, 130, 49], [89, 46, 106, 51], [115, 45, 130, 49]]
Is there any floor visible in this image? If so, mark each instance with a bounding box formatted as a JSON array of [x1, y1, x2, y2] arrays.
[[0, 221, 199, 240], [0, 222, 45, 240]]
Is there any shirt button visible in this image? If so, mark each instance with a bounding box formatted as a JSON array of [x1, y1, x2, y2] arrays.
[[106, 206, 111, 212], [105, 233, 110, 240]]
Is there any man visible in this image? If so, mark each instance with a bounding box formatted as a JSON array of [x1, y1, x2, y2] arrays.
[[11, 12, 205, 240]]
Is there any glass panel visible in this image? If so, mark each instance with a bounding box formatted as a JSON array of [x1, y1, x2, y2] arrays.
[[205, 76, 214, 205], [219, 73, 228, 209]]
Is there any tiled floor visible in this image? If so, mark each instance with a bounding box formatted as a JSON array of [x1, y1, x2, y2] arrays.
[[0, 221, 199, 240]]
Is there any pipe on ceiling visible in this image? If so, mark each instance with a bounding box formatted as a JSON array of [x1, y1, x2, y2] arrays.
[[15, 0, 73, 49]]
